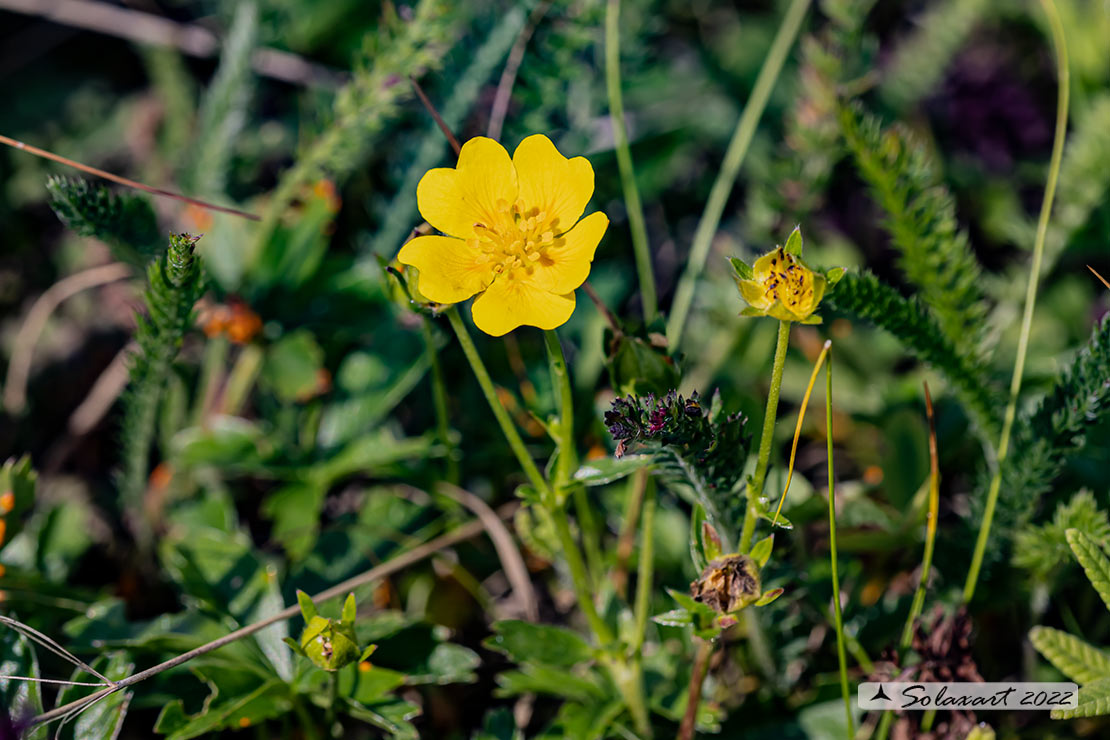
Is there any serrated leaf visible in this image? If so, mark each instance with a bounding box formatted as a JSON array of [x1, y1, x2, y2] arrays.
[[1067, 528, 1110, 612], [1030, 626, 1110, 684], [1051, 676, 1110, 719]]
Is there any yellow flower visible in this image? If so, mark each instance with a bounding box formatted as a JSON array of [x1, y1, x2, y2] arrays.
[[398, 135, 609, 336], [731, 228, 841, 324]]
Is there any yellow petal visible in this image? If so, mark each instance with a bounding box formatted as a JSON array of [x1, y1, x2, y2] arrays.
[[512, 134, 595, 233], [470, 278, 576, 336], [417, 137, 518, 239], [524, 211, 608, 294], [397, 235, 492, 304]]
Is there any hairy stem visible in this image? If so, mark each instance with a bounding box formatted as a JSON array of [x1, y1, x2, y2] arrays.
[[446, 308, 548, 494], [963, 0, 1069, 603], [740, 320, 791, 551], [423, 317, 459, 484]]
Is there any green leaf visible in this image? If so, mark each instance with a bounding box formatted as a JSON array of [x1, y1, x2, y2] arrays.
[[689, 505, 709, 572], [46, 176, 161, 267], [54, 653, 134, 740], [1051, 676, 1110, 719], [0, 455, 37, 553], [572, 455, 652, 487], [652, 609, 694, 628], [172, 416, 268, 470], [0, 624, 44, 718], [412, 643, 480, 685], [749, 534, 775, 568], [342, 696, 420, 740], [494, 666, 606, 701], [1067, 528, 1110, 612], [154, 670, 289, 739], [261, 330, 326, 403], [826, 266, 846, 285], [1030, 626, 1110, 684], [755, 588, 784, 606], [159, 527, 290, 679], [337, 663, 406, 704], [485, 620, 593, 668]]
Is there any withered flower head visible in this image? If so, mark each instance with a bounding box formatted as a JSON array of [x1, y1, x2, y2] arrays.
[[691, 554, 762, 614]]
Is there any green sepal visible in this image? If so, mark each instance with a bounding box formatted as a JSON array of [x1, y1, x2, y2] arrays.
[[729, 256, 753, 281], [297, 590, 318, 621], [754, 587, 784, 606], [782, 226, 803, 256], [749, 534, 774, 569]]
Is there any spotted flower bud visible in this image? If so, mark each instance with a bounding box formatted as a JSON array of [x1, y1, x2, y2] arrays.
[[731, 227, 843, 324]]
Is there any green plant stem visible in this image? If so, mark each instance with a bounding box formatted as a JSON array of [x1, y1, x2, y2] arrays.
[[605, 0, 656, 321], [221, 343, 263, 416], [666, 0, 811, 347], [192, 334, 228, 425], [740, 320, 791, 551], [632, 478, 656, 653], [544, 330, 577, 491], [445, 307, 548, 494], [825, 350, 853, 739], [902, 390, 940, 648], [423, 317, 458, 484], [550, 509, 614, 647], [573, 485, 604, 590], [962, 0, 1069, 604], [325, 672, 339, 737]]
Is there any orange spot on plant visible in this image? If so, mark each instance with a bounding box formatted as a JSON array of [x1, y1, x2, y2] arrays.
[[0, 563, 6, 578], [397, 135, 608, 336], [237, 717, 251, 728], [0, 519, 6, 544], [0, 491, 13, 513], [148, 463, 173, 491], [313, 180, 341, 212], [359, 661, 373, 673], [863, 465, 884, 485], [183, 203, 214, 233]]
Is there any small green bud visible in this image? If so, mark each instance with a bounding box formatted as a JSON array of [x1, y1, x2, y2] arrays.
[[283, 592, 376, 672]]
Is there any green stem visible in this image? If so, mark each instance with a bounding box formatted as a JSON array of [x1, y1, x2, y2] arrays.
[[423, 317, 459, 484], [605, 0, 656, 321], [826, 350, 853, 739], [192, 334, 228, 425], [666, 0, 812, 347], [446, 307, 548, 495], [574, 485, 604, 590], [740, 320, 791, 551], [550, 507, 614, 646], [544, 330, 577, 491], [963, 0, 1069, 604], [632, 478, 656, 653]]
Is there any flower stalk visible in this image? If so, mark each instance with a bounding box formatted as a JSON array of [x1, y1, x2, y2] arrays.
[[740, 320, 791, 551]]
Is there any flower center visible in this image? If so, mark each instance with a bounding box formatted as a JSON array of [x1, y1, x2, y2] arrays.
[[762, 249, 814, 314], [469, 199, 567, 280]]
